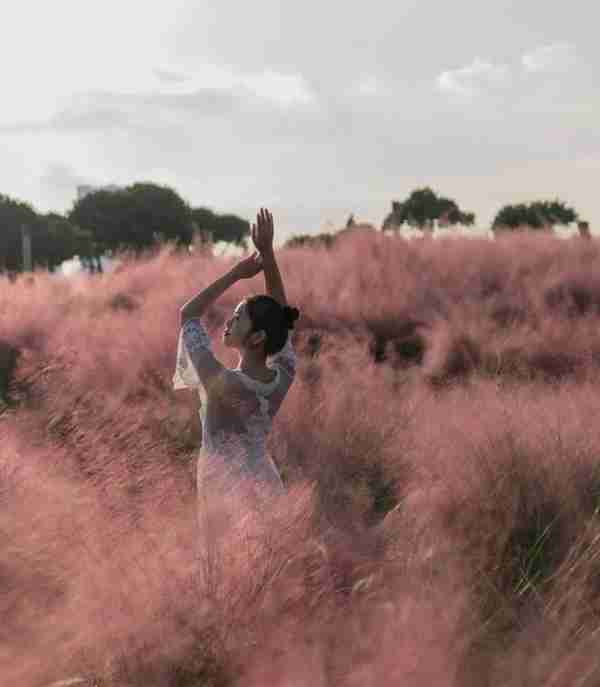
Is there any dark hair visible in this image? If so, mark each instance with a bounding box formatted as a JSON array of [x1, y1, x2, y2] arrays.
[[245, 295, 300, 356]]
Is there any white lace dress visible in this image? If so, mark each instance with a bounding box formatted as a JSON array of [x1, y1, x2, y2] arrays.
[[173, 318, 297, 498]]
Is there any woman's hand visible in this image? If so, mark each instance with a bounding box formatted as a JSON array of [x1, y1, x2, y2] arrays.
[[251, 208, 274, 254], [231, 251, 263, 280]]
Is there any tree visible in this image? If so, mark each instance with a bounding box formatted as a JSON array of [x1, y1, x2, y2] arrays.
[[0, 194, 38, 273], [68, 183, 194, 259], [492, 199, 579, 232], [284, 233, 337, 249], [191, 207, 250, 250], [33, 213, 95, 273], [578, 221, 591, 239], [0, 195, 97, 275], [382, 187, 475, 231]]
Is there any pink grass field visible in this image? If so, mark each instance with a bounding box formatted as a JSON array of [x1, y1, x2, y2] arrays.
[[3, 229, 600, 686]]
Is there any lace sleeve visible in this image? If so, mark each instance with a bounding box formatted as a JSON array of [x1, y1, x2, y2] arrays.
[[172, 318, 224, 391], [268, 335, 297, 380]]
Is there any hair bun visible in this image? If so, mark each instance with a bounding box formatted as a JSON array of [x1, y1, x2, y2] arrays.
[[282, 305, 300, 329]]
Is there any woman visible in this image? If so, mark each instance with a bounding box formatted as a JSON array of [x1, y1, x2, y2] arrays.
[[173, 208, 300, 544]]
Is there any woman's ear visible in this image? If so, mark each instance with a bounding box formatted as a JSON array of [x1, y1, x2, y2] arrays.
[[250, 330, 267, 348]]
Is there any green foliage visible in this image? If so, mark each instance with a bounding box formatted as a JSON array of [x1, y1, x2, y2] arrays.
[[34, 213, 95, 273], [366, 462, 399, 525], [512, 512, 561, 599], [69, 183, 195, 257], [191, 206, 250, 249], [382, 187, 476, 230], [0, 193, 100, 275], [0, 186, 254, 275], [283, 232, 337, 249], [493, 199, 579, 232], [284, 223, 376, 250], [0, 341, 20, 407], [0, 194, 38, 273]]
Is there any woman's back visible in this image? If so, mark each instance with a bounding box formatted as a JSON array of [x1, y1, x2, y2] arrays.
[[174, 318, 297, 487]]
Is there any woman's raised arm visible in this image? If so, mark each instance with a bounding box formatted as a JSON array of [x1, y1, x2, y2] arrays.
[[252, 208, 287, 307]]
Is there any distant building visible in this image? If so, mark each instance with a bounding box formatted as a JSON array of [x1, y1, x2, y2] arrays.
[[76, 184, 124, 201]]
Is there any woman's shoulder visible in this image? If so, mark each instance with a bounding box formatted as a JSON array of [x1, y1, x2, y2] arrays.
[[221, 367, 252, 393]]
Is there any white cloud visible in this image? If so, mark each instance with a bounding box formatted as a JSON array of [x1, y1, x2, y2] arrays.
[[239, 70, 316, 107], [147, 64, 315, 108], [437, 58, 510, 98], [522, 42, 578, 73], [0, 64, 316, 136], [352, 75, 385, 97], [0, 0, 598, 234], [153, 68, 189, 84], [338, 75, 397, 101]]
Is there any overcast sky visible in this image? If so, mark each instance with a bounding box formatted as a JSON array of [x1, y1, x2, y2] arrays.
[[1, 0, 598, 244]]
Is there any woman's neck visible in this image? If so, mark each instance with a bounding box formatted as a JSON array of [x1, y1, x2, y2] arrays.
[[238, 351, 269, 375]]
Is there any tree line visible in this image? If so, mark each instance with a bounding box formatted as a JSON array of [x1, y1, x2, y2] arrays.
[[274, 189, 590, 249], [380, 188, 586, 233], [0, 183, 591, 275], [0, 183, 252, 276]]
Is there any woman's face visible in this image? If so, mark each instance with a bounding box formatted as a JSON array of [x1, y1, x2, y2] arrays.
[[223, 300, 263, 350]]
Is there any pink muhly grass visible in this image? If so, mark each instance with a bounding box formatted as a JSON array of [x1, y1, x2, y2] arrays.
[[3, 232, 600, 684]]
